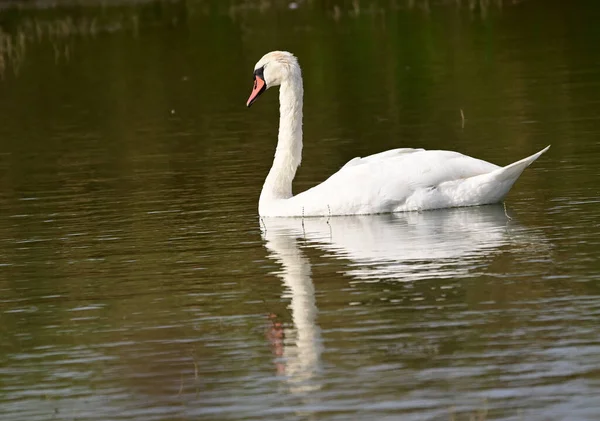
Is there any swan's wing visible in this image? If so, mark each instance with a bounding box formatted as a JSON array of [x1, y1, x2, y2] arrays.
[[291, 150, 501, 215], [333, 150, 500, 189], [341, 148, 425, 169]]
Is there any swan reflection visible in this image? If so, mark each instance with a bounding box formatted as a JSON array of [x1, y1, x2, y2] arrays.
[[261, 205, 551, 407], [260, 205, 531, 395], [262, 224, 323, 395], [262, 205, 519, 283]]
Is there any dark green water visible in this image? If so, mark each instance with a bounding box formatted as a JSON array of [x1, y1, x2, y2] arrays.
[[1, 1, 599, 420]]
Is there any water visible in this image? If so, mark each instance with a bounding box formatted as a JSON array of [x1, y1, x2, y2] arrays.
[[1, 1, 600, 420]]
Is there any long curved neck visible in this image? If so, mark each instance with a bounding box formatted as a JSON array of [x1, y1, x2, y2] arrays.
[[260, 73, 303, 203]]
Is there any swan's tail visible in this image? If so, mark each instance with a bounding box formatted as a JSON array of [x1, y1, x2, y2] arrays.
[[495, 145, 550, 182], [483, 145, 550, 202], [441, 145, 550, 208]]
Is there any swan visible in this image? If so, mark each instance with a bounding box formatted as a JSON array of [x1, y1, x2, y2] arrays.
[[247, 51, 550, 217]]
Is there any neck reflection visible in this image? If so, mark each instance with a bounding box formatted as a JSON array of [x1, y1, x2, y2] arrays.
[[262, 226, 323, 395]]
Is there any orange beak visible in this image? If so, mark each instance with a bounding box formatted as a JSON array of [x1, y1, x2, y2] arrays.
[[247, 75, 266, 107]]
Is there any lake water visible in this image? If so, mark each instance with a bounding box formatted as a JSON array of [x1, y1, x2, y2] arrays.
[[1, 1, 599, 420]]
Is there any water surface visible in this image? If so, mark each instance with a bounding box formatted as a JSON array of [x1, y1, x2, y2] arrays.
[[1, 1, 599, 420]]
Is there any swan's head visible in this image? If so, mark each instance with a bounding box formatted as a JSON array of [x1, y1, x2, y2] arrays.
[[246, 51, 300, 107]]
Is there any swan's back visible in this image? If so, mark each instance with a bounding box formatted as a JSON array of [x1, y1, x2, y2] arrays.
[[340, 148, 425, 169]]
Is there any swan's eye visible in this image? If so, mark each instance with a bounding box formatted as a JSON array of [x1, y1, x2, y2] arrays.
[[253, 66, 265, 81]]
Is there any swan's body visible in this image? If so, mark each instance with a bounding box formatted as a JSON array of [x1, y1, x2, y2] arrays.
[[247, 51, 549, 217]]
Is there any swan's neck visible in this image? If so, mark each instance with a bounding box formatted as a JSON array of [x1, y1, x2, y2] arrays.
[[260, 74, 303, 204]]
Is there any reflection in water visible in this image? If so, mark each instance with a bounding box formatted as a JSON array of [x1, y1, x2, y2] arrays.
[[260, 205, 549, 404], [262, 224, 323, 395], [262, 205, 530, 284]]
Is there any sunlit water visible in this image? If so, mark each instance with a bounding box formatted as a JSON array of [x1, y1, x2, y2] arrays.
[[1, 1, 600, 420]]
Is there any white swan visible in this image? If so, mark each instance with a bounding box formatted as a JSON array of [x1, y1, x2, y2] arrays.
[[247, 51, 550, 217]]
